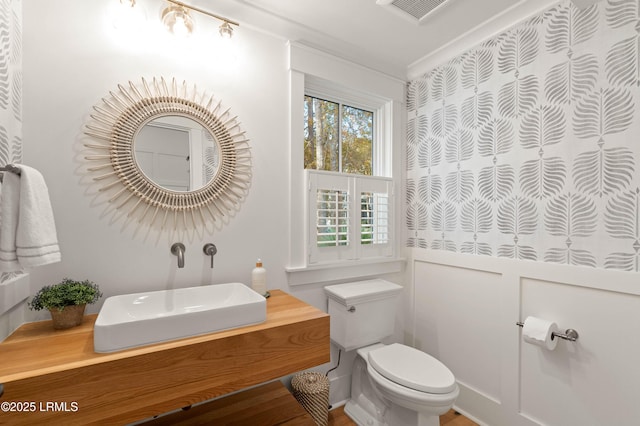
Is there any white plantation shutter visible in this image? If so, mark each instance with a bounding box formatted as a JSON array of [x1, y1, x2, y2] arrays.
[[358, 177, 393, 258], [307, 170, 393, 264], [316, 188, 350, 248], [308, 171, 354, 263]]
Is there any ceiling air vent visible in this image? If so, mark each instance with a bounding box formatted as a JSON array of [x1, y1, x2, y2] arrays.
[[377, 0, 450, 23]]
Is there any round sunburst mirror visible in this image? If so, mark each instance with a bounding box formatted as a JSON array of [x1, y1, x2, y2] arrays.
[[84, 77, 251, 233]]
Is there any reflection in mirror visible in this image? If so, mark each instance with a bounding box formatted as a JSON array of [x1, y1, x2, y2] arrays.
[[134, 116, 220, 192]]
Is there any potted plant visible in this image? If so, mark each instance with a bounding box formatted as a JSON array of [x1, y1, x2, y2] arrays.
[[28, 278, 102, 330]]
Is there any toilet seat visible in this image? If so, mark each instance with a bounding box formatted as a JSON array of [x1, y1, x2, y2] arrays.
[[368, 343, 456, 394]]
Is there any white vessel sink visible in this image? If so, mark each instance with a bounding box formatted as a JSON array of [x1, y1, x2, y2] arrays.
[[94, 283, 266, 353]]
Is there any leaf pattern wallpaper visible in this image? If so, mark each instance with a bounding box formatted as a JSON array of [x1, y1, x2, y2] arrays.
[[406, 0, 640, 272], [0, 0, 22, 284]]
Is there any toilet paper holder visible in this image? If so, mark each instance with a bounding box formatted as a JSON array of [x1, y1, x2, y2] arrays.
[[516, 321, 579, 342]]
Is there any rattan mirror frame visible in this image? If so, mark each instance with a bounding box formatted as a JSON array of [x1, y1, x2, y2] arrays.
[[84, 77, 251, 232]]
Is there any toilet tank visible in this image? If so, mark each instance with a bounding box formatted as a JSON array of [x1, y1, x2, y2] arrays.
[[324, 279, 402, 351]]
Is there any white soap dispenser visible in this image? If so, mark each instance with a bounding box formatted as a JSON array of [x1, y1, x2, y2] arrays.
[[251, 259, 268, 297]]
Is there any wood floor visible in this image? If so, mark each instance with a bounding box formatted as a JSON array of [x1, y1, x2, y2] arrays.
[[142, 379, 478, 426], [439, 409, 480, 426], [329, 405, 479, 426]]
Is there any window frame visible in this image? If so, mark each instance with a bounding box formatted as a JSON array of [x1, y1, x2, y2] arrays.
[[286, 42, 405, 285]]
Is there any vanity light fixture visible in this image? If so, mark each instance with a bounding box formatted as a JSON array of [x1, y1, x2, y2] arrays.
[[162, 0, 239, 39]]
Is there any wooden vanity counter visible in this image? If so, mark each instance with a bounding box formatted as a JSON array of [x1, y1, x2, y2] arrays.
[[0, 290, 330, 425]]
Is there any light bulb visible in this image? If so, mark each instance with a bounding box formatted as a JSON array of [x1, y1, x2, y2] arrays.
[[162, 5, 194, 37], [173, 16, 189, 37], [219, 21, 233, 39]]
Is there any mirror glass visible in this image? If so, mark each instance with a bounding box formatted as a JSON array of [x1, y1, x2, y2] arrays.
[[134, 116, 220, 192]]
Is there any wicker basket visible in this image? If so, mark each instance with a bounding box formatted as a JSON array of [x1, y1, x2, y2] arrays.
[[291, 372, 329, 426]]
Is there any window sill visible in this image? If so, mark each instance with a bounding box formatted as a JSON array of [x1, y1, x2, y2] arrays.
[[285, 258, 406, 286]]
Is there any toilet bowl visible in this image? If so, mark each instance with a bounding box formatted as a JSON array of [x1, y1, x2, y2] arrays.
[[324, 280, 459, 426], [346, 343, 459, 426]]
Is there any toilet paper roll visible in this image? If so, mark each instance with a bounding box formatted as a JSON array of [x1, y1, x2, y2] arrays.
[[522, 316, 558, 350]]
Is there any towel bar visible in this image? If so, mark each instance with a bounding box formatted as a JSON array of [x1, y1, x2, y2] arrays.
[[516, 321, 579, 342], [0, 165, 21, 175], [0, 165, 21, 183]]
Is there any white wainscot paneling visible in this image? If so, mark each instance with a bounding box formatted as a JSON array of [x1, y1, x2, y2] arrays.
[[413, 260, 504, 408], [0, 274, 29, 341], [410, 249, 640, 426], [0, 274, 29, 316], [520, 278, 640, 426]]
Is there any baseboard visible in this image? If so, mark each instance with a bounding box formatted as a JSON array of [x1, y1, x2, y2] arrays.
[[328, 373, 351, 407]]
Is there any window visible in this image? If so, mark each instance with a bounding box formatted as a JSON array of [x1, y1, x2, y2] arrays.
[[287, 43, 404, 283], [304, 94, 391, 264], [304, 95, 374, 175], [304, 91, 392, 265]]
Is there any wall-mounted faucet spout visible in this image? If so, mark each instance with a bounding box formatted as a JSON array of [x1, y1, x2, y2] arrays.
[[171, 243, 186, 268]]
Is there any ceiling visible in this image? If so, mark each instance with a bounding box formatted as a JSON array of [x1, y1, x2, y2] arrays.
[[195, 0, 561, 80]]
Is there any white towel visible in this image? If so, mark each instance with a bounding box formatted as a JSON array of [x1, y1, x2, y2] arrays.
[[0, 164, 61, 271], [0, 170, 21, 271]]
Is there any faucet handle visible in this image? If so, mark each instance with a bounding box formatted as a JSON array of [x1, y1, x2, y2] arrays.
[[203, 243, 217, 268]]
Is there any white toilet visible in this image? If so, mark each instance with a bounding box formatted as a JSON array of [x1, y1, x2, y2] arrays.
[[325, 279, 459, 426]]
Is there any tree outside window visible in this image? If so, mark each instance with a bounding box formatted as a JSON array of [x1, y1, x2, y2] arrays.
[[304, 96, 373, 176]]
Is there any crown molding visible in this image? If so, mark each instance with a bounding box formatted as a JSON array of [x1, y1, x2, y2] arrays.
[[407, 0, 560, 80]]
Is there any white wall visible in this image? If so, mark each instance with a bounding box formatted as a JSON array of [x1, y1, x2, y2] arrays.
[[22, 0, 293, 312]]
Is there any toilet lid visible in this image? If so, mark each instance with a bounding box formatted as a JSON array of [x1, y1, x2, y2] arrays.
[[368, 343, 456, 394]]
